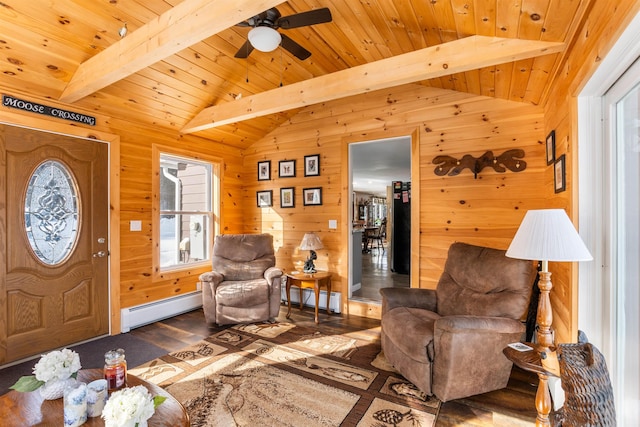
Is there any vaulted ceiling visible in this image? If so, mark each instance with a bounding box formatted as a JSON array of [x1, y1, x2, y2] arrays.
[[0, 0, 588, 149]]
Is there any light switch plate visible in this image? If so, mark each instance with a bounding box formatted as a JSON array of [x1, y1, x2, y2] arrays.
[[130, 220, 142, 231], [329, 219, 337, 229]]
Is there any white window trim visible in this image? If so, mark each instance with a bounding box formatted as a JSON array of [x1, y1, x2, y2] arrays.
[[152, 144, 221, 281], [578, 10, 640, 424]]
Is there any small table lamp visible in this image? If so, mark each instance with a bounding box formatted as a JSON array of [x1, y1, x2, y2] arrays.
[[300, 232, 323, 273], [506, 209, 593, 355]]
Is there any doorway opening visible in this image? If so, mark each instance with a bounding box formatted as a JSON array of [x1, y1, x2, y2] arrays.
[[348, 136, 411, 304]]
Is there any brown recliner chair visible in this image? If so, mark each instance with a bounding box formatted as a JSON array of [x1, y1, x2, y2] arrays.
[[380, 242, 537, 402], [198, 233, 283, 326]]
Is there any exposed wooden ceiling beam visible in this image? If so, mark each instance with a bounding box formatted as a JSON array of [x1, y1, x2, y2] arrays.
[[182, 36, 564, 133], [59, 0, 283, 103]]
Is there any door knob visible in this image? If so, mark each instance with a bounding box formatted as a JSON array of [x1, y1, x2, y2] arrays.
[[92, 250, 107, 258]]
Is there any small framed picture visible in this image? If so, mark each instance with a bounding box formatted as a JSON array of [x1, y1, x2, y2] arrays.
[[280, 187, 295, 208], [546, 130, 556, 166], [304, 154, 320, 176], [257, 190, 273, 207], [303, 187, 322, 206], [257, 160, 271, 181], [554, 154, 566, 193], [279, 160, 296, 178]]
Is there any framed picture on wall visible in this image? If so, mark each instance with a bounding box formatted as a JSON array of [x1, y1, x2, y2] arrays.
[[279, 160, 296, 178], [280, 187, 295, 208], [257, 160, 270, 181], [257, 190, 273, 207], [304, 154, 320, 176], [303, 187, 322, 206], [554, 154, 566, 193], [546, 130, 556, 165]]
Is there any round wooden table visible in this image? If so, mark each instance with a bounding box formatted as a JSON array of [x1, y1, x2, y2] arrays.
[[285, 271, 332, 324], [0, 369, 190, 426], [503, 343, 557, 427]]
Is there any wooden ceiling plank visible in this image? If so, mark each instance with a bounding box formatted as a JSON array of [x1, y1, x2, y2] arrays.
[[59, 0, 284, 103], [356, 1, 408, 56], [522, 54, 557, 105], [285, 0, 371, 68], [508, 58, 535, 102], [494, 62, 515, 99], [450, 0, 478, 37], [0, 5, 97, 59], [182, 35, 564, 133], [408, 0, 444, 47], [496, 0, 522, 38], [324, 0, 392, 59], [478, 65, 498, 98], [274, 0, 352, 73], [473, 0, 498, 37], [518, 0, 549, 40], [388, 1, 428, 52], [428, 0, 459, 43], [133, 69, 211, 108]]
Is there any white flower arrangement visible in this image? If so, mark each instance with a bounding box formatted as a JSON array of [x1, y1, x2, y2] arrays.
[[101, 385, 166, 427], [10, 348, 81, 392], [33, 348, 82, 383]]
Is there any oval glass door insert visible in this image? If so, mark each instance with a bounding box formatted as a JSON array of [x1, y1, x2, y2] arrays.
[[24, 160, 80, 265]]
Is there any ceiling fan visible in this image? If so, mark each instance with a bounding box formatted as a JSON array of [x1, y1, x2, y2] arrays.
[[234, 7, 332, 60]]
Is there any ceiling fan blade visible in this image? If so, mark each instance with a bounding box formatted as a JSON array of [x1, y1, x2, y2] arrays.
[[234, 40, 254, 58], [280, 33, 311, 60], [277, 7, 332, 29]]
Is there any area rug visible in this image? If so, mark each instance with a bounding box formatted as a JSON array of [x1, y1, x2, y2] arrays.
[[130, 322, 440, 426]]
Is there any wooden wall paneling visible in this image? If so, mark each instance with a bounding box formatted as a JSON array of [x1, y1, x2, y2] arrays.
[[541, 0, 640, 343], [242, 83, 545, 318], [103, 115, 243, 311]]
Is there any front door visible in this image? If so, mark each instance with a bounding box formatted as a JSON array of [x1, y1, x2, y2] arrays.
[[0, 125, 109, 364]]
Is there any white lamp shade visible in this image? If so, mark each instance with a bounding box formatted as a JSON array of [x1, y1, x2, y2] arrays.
[[506, 209, 593, 262], [300, 232, 323, 251], [248, 27, 281, 52]]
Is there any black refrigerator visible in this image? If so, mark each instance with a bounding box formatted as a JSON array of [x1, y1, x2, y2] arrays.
[[390, 181, 411, 274]]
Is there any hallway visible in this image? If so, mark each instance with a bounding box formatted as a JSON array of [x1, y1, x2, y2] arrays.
[[351, 247, 410, 301]]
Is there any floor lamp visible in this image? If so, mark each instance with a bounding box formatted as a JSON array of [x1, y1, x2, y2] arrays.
[[506, 209, 592, 426], [506, 209, 593, 354]]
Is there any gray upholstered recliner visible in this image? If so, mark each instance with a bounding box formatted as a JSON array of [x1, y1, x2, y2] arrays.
[[198, 233, 283, 326], [380, 242, 537, 402]]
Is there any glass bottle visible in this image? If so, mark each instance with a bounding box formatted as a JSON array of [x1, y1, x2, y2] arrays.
[[104, 348, 127, 392]]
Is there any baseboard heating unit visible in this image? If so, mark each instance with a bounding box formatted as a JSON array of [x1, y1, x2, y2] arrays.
[[120, 291, 202, 333], [281, 287, 342, 314]]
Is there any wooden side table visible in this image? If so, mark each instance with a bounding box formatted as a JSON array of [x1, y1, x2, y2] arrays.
[[0, 369, 190, 426], [285, 271, 332, 324], [503, 343, 557, 427]]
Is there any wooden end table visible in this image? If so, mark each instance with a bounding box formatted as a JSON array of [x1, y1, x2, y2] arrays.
[[0, 369, 190, 426], [285, 271, 332, 324], [503, 343, 557, 427]]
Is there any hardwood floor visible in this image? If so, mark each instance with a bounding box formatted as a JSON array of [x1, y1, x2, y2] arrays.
[[351, 245, 410, 301], [130, 305, 538, 426]]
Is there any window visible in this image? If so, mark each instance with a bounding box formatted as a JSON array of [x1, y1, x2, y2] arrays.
[[158, 153, 214, 270], [25, 160, 79, 265]]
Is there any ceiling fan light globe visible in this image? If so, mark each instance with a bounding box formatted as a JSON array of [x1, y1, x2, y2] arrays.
[[248, 26, 281, 52]]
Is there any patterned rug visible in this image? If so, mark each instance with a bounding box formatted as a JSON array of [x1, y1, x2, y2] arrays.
[[129, 322, 440, 426]]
